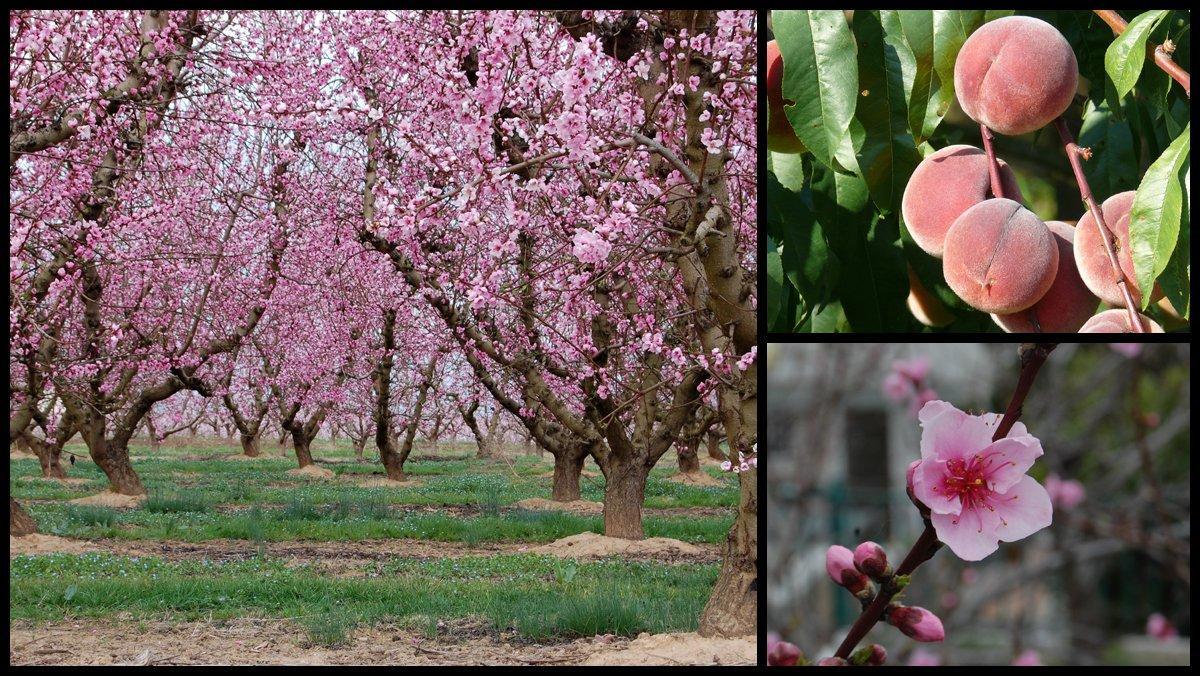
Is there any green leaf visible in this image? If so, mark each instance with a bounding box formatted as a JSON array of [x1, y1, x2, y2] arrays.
[[1129, 123, 1189, 311], [1105, 11, 1170, 101]]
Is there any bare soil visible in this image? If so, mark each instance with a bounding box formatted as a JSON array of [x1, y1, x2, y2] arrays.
[[532, 532, 709, 560], [513, 498, 604, 514], [664, 471, 726, 487], [285, 465, 335, 479], [67, 491, 147, 508]]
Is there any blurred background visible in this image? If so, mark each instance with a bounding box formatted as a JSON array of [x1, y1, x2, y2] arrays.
[[766, 343, 1190, 666]]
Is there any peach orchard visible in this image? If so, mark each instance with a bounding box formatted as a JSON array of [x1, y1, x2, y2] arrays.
[[9, 10, 757, 636]]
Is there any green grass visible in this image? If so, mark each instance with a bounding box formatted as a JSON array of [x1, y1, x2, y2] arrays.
[[25, 502, 732, 544], [9, 552, 718, 638]]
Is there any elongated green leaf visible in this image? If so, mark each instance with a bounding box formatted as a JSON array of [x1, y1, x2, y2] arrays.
[[1105, 10, 1169, 101], [1129, 123, 1189, 311]]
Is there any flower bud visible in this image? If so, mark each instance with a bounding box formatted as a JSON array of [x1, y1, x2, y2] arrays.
[[767, 640, 803, 666], [826, 545, 870, 596], [906, 460, 930, 515], [1146, 613, 1178, 641], [849, 644, 887, 666], [887, 605, 945, 642], [853, 541, 891, 580], [817, 657, 849, 666]]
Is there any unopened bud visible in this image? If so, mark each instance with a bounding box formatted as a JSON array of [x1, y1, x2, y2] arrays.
[[849, 643, 887, 666], [887, 605, 944, 642], [767, 640, 803, 666], [853, 541, 891, 580], [826, 545, 870, 596], [817, 657, 849, 666], [906, 460, 931, 516]]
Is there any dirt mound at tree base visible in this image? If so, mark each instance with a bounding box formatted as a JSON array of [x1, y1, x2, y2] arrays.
[[581, 631, 755, 665], [514, 498, 603, 514], [27, 476, 92, 485], [532, 532, 706, 559], [9, 450, 39, 460], [68, 491, 147, 508], [10, 534, 100, 556], [664, 471, 725, 486], [285, 465, 335, 479], [536, 470, 599, 479]]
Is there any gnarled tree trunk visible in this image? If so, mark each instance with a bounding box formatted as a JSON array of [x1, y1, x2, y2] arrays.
[[10, 498, 37, 536], [677, 437, 701, 474], [550, 443, 588, 502], [699, 468, 757, 637], [239, 433, 261, 458], [600, 459, 650, 540]]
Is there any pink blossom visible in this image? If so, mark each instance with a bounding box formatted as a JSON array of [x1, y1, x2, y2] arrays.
[[910, 401, 1053, 561], [894, 356, 931, 381], [1146, 613, 1178, 641], [1110, 343, 1143, 358], [887, 605, 945, 642], [1043, 473, 1086, 510], [907, 388, 939, 419], [1011, 649, 1043, 666], [882, 371, 914, 402], [826, 545, 870, 595], [816, 657, 849, 666], [853, 541, 889, 579], [907, 648, 941, 666], [864, 644, 887, 666]]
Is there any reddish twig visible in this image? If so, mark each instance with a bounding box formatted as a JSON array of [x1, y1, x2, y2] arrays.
[[979, 123, 1007, 200], [1094, 10, 1191, 98], [832, 343, 1058, 659], [1052, 118, 1144, 332]]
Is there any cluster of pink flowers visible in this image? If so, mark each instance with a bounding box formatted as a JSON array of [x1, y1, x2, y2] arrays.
[[882, 356, 938, 418], [1043, 473, 1086, 510], [719, 447, 757, 474]]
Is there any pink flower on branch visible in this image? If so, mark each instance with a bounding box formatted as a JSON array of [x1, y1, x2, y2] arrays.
[[910, 400, 1053, 561], [853, 541, 890, 580], [767, 638, 803, 666]]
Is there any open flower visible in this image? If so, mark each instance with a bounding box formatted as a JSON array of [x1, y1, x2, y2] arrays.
[[910, 401, 1053, 561]]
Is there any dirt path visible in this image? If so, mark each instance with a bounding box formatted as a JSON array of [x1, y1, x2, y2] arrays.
[[8, 619, 755, 666], [10, 535, 723, 567]]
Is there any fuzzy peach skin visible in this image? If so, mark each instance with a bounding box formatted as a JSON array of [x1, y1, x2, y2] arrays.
[[954, 16, 1078, 136], [902, 145, 1023, 258], [1078, 308, 1164, 333], [766, 40, 806, 154], [1073, 191, 1163, 308], [942, 198, 1058, 314], [992, 221, 1098, 332]]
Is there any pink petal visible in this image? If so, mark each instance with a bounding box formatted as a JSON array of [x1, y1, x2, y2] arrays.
[[919, 402, 994, 463], [914, 459, 963, 516], [931, 507, 1002, 561], [977, 435, 1044, 494], [991, 475, 1053, 543]]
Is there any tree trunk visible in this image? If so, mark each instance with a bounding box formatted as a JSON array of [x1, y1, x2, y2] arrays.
[[33, 439, 67, 479], [10, 498, 37, 536], [550, 444, 587, 502], [705, 430, 727, 461], [353, 437, 366, 461], [293, 432, 315, 468], [677, 438, 701, 474], [83, 423, 146, 495], [601, 460, 649, 540], [699, 468, 757, 637], [239, 433, 261, 458]]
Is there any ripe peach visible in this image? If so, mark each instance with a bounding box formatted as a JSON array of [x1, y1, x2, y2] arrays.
[[1078, 309, 1164, 333], [992, 221, 1098, 332], [901, 145, 1022, 258], [942, 198, 1058, 314], [906, 265, 955, 327], [767, 40, 806, 154], [1073, 191, 1163, 308], [954, 16, 1078, 136]]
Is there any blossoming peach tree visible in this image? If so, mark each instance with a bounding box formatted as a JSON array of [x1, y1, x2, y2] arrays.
[[769, 343, 1059, 666]]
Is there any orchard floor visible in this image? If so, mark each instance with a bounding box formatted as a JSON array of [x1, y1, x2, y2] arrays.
[[9, 438, 747, 666]]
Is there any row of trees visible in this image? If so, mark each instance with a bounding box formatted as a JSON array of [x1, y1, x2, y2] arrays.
[[9, 10, 756, 635]]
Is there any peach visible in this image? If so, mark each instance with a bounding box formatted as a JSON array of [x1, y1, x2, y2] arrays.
[[992, 221, 1098, 332], [767, 40, 806, 154], [942, 198, 1058, 314], [906, 265, 955, 327], [1073, 191, 1161, 308], [1078, 309, 1164, 333], [901, 145, 1022, 258], [954, 16, 1078, 136]]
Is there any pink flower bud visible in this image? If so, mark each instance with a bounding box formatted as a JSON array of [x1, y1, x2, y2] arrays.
[[1146, 613, 1178, 641], [1012, 649, 1043, 666], [887, 605, 944, 642], [826, 545, 870, 595], [850, 643, 888, 666], [817, 657, 849, 666], [853, 541, 890, 579], [1044, 474, 1086, 510], [767, 640, 803, 666]]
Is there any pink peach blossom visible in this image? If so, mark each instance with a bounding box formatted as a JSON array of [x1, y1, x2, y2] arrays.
[[853, 541, 889, 579], [883, 371, 915, 402], [907, 648, 941, 666], [910, 401, 1053, 561], [1044, 474, 1086, 510], [907, 388, 939, 418], [768, 638, 803, 666], [1110, 343, 1143, 358], [887, 605, 945, 642], [1012, 649, 1043, 665], [894, 356, 931, 381], [1146, 613, 1178, 641]]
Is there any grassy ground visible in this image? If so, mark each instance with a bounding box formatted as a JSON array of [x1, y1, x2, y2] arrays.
[[10, 438, 736, 645]]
